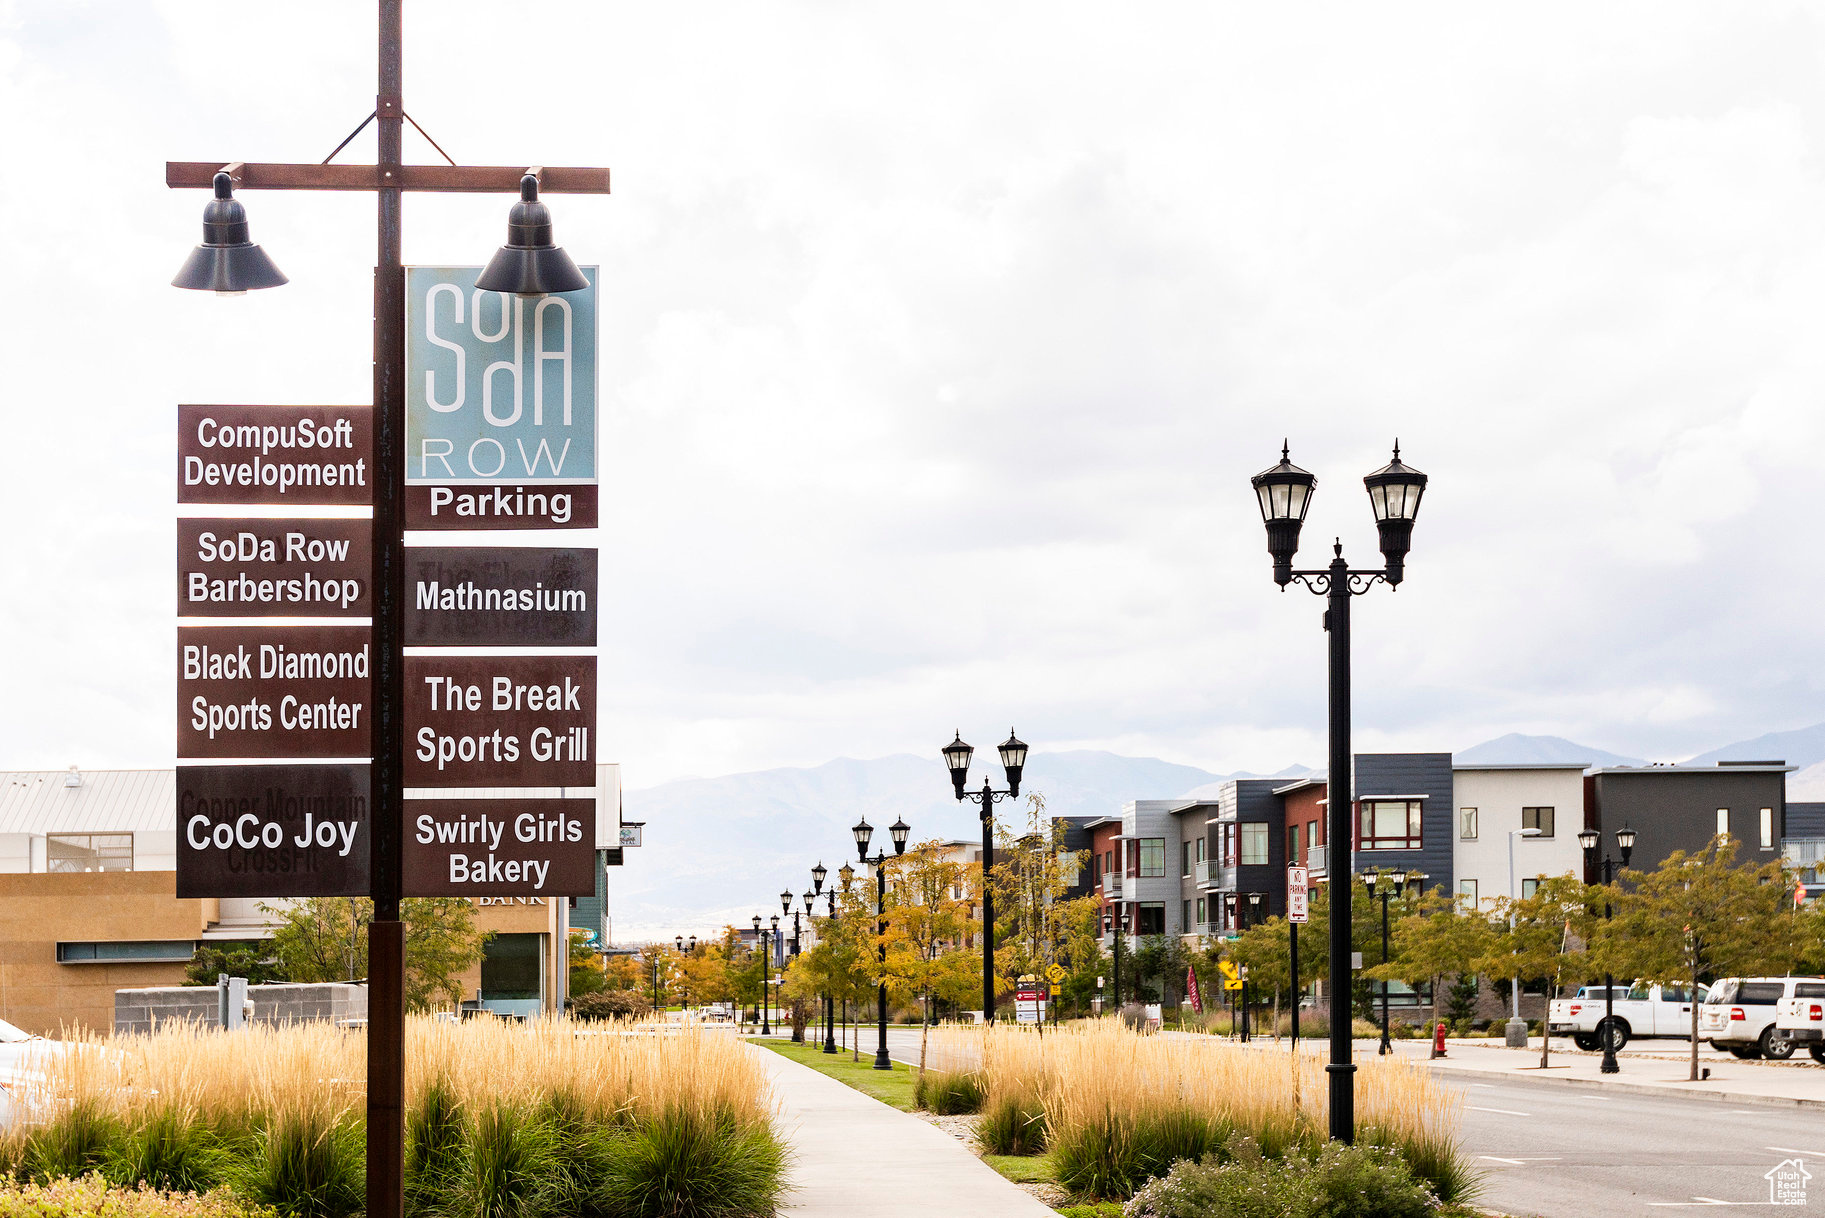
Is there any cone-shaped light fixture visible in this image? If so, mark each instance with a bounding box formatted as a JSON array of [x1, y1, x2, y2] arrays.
[[475, 174, 589, 295], [172, 172, 288, 294]]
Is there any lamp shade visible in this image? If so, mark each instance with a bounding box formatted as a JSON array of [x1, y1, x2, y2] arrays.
[[803, 889, 814, 909], [751, 915, 761, 932], [688, 936, 697, 950], [838, 863, 855, 891], [770, 915, 779, 932], [173, 172, 288, 294], [852, 817, 873, 859], [1247, 891, 1263, 907], [889, 817, 911, 855], [674, 935, 683, 950], [1616, 826, 1637, 858], [998, 730, 1028, 797], [1388, 870, 1408, 889], [811, 860, 828, 893], [1363, 443, 1428, 586], [780, 889, 792, 915], [942, 733, 974, 798], [474, 174, 590, 296], [1577, 828, 1599, 852], [1251, 442, 1316, 585]]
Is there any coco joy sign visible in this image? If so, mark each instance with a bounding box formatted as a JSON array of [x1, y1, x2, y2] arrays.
[[404, 266, 598, 529]]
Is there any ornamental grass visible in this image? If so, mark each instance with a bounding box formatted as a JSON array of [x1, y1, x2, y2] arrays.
[[922, 1021, 1474, 1204], [0, 1019, 784, 1218]]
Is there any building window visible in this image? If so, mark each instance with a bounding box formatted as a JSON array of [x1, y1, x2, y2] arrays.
[[1307, 819, 1319, 851], [1520, 877, 1540, 898], [1762, 807, 1774, 851], [1359, 800, 1423, 850], [1717, 809, 1730, 839], [1457, 879, 1478, 907], [57, 940, 195, 963], [1460, 808, 1477, 840], [1522, 807, 1554, 838], [1239, 823, 1269, 866], [481, 933, 543, 1001], [1104, 849, 1112, 876], [1136, 902, 1165, 935], [1196, 896, 1207, 925], [1220, 824, 1235, 867], [1196, 837, 1206, 863], [1182, 900, 1191, 930], [46, 834, 134, 873], [1182, 842, 1192, 877], [1288, 823, 1301, 863], [1139, 839, 1166, 878]]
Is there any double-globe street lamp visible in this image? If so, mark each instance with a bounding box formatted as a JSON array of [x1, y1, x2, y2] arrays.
[[1362, 871, 1406, 1055], [780, 887, 814, 1042], [942, 731, 1028, 1023], [751, 915, 779, 1034], [1251, 441, 1427, 1143], [672, 935, 697, 1013], [810, 861, 841, 1054], [853, 815, 910, 1069], [1578, 826, 1637, 1073]]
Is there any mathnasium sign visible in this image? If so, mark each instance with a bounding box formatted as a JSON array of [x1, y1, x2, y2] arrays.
[[405, 266, 598, 486]]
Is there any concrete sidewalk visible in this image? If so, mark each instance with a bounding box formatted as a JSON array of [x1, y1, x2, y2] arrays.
[[752, 1044, 1057, 1217]]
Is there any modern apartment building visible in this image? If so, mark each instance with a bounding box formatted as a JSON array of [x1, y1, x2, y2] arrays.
[[1450, 762, 1588, 910], [1583, 761, 1792, 880], [1088, 800, 1186, 943]]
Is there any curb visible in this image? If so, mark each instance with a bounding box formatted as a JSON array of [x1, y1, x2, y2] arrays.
[[1423, 1057, 1825, 1110]]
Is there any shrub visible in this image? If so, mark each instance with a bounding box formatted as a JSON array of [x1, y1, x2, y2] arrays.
[[24, 1102, 119, 1183], [456, 1102, 552, 1218], [104, 1107, 228, 1195], [568, 990, 653, 1021], [0, 1175, 277, 1218], [977, 1094, 1047, 1156], [594, 1110, 788, 1218], [233, 1112, 363, 1218], [914, 1070, 982, 1115], [1124, 1135, 1438, 1218], [404, 1079, 467, 1218]]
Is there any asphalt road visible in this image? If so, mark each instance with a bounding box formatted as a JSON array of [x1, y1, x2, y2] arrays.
[[794, 1026, 1825, 1216]]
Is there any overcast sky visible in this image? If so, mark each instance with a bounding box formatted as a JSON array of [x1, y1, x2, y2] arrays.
[[2, 1, 1822, 786]]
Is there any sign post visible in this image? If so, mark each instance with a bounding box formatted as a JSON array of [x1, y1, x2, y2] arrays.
[[167, 10, 610, 1218], [1288, 863, 1309, 1056]]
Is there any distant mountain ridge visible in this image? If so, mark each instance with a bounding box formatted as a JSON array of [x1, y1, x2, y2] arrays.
[[610, 723, 1825, 939]]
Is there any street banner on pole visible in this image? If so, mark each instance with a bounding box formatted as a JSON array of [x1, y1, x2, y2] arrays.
[[1288, 863, 1310, 924], [1187, 965, 1203, 1013], [404, 267, 599, 527]]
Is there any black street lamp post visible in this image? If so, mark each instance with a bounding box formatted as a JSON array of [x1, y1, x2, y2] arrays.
[[943, 732, 1028, 1023], [811, 861, 838, 1054], [838, 863, 855, 1052], [752, 915, 773, 1035], [1363, 871, 1406, 1055], [781, 889, 808, 1042], [854, 815, 910, 1070], [1252, 441, 1427, 1143], [673, 935, 697, 1012], [1243, 891, 1263, 1042], [1578, 826, 1636, 1073]]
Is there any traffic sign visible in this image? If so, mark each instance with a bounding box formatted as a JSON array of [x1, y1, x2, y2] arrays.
[[1045, 963, 1066, 984], [1217, 959, 1239, 981], [1288, 863, 1310, 924], [1224, 979, 1244, 991]]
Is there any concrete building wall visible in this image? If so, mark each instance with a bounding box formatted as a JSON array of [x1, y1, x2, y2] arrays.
[[115, 982, 367, 1035], [1451, 766, 1587, 910], [0, 871, 215, 1035]]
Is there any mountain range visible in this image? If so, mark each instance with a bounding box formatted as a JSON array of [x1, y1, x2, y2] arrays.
[[610, 722, 1825, 941]]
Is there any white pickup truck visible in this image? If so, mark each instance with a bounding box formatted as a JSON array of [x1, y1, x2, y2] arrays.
[[1764, 980, 1825, 1063], [1547, 981, 1706, 1052]]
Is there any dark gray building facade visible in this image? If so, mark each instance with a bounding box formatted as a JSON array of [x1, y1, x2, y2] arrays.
[[1352, 752, 1454, 893], [1583, 762, 1791, 880]]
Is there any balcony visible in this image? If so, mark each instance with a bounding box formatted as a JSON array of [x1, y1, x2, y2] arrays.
[[1193, 859, 1212, 887], [1305, 845, 1327, 875], [1103, 874, 1123, 900]]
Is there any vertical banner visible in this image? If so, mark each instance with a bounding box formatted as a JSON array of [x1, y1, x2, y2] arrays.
[[1187, 966, 1203, 1014], [405, 267, 599, 528]]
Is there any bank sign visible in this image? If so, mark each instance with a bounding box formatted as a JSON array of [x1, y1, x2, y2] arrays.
[[405, 266, 598, 486]]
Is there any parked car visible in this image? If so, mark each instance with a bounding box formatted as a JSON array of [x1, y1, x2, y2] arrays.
[[1770, 982, 1825, 1063], [1700, 977, 1825, 1059], [1548, 981, 1706, 1051]]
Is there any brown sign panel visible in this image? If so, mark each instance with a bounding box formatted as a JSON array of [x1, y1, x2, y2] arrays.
[[178, 625, 371, 758], [406, 483, 597, 530], [405, 547, 596, 647], [176, 763, 370, 898], [403, 799, 596, 897], [405, 655, 596, 787], [178, 405, 374, 506], [178, 519, 371, 618]]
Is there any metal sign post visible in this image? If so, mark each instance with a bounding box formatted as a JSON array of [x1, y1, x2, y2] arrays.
[[167, 7, 609, 1217]]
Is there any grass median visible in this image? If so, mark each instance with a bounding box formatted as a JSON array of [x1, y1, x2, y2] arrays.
[[753, 1036, 917, 1111]]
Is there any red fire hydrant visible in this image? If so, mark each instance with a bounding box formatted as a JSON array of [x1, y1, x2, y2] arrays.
[[1434, 1021, 1448, 1058]]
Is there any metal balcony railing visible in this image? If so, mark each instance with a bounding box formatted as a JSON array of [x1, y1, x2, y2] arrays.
[[1306, 845, 1326, 874], [1193, 859, 1213, 886]]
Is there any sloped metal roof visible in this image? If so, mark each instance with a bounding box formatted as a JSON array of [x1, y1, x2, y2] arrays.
[[0, 769, 176, 835]]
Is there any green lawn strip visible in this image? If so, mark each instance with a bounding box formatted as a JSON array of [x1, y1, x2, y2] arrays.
[[982, 1152, 1054, 1185], [754, 1037, 917, 1111]]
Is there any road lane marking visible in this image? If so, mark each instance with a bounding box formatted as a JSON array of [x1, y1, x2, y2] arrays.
[[1479, 1156, 1562, 1166], [1647, 1199, 1768, 1207], [1466, 1105, 1531, 1116], [1767, 1145, 1825, 1158], [1579, 1095, 1613, 1100]]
